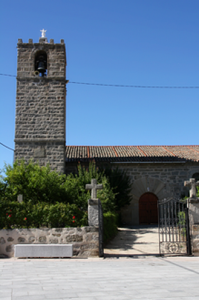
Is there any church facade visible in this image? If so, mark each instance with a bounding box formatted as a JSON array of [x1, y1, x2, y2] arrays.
[[14, 37, 199, 225], [65, 145, 199, 225]]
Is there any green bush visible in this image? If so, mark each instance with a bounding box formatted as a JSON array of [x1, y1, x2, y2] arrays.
[[1, 160, 67, 204], [103, 211, 118, 243], [1, 160, 117, 213], [0, 200, 87, 229], [0, 160, 132, 235], [63, 162, 116, 213], [100, 166, 132, 212]]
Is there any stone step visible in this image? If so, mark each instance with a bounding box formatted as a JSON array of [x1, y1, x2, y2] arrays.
[[14, 244, 73, 258]]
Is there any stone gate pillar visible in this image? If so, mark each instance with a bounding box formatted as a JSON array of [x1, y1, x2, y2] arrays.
[[187, 198, 199, 256], [88, 199, 103, 257], [185, 178, 199, 255], [86, 179, 104, 257]]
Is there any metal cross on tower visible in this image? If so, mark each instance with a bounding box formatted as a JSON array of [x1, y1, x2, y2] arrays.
[[184, 178, 199, 198], [85, 179, 103, 199]]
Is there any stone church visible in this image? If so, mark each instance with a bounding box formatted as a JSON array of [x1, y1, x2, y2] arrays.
[[14, 36, 199, 225]]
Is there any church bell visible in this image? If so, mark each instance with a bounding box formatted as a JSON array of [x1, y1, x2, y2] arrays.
[[36, 55, 47, 76], [37, 61, 46, 74]]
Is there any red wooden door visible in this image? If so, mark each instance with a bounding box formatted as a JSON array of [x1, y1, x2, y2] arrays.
[[139, 193, 158, 224]]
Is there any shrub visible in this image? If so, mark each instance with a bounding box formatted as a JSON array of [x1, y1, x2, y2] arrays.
[[1, 160, 117, 212], [100, 165, 132, 212], [0, 200, 87, 229], [64, 162, 116, 213], [103, 211, 118, 243], [0, 160, 132, 235], [1, 160, 67, 204]]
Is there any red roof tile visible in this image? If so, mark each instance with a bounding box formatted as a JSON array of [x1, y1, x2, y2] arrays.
[[65, 145, 199, 163]]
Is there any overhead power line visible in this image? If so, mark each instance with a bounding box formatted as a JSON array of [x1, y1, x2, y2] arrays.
[[69, 81, 199, 89], [0, 73, 199, 89], [0, 73, 16, 78], [0, 142, 14, 151]]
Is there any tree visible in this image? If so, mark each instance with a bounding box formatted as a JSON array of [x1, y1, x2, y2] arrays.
[[100, 165, 132, 211], [1, 160, 67, 203]]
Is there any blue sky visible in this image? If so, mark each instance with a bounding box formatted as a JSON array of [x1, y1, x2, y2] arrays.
[[0, 0, 199, 171]]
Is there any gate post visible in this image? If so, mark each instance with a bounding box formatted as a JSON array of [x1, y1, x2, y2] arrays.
[[187, 198, 199, 256], [86, 179, 104, 257], [88, 199, 104, 257], [185, 178, 199, 256]]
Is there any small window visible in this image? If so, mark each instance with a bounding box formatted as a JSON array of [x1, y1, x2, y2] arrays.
[[35, 51, 47, 77]]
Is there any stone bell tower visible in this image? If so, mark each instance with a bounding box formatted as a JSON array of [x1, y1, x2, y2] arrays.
[[14, 31, 66, 173]]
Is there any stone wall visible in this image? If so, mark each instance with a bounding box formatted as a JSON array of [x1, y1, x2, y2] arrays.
[[191, 225, 199, 255], [15, 141, 65, 172], [65, 161, 199, 225], [188, 198, 199, 256], [118, 162, 199, 225], [14, 39, 66, 173], [0, 197, 104, 258], [0, 227, 100, 258]]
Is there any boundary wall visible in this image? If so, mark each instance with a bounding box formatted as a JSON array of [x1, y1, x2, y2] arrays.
[[0, 199, 103, 258]]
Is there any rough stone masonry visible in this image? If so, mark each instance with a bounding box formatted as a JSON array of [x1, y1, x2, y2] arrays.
[[14, 37, 66, 173]]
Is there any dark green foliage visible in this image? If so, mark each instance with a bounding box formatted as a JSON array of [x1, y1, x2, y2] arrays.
[[0, 200, 87, 229], [100, 166, 132, 211], [1, 160, 116, 213], [103, 211, 118, 243], [63, 162, 116, 213], [0, 160, 132, 236], [178, 211, 187, 237], [1, 160, 67, 204]]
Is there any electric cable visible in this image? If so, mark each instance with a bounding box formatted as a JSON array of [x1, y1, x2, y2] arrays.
[[0, 73, 199, 89], [0, 142, 14, 151]]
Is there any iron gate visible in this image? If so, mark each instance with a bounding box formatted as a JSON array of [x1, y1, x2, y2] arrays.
[[158, 197, 191, 255]]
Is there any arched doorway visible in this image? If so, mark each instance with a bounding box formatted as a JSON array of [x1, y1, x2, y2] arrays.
[[139, 192, 158, 224]]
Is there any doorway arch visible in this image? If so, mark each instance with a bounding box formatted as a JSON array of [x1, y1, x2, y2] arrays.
[[139, 192, 158, 224]]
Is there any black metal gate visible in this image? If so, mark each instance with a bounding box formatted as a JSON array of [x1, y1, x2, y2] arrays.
[[158, 197, 191, 255]]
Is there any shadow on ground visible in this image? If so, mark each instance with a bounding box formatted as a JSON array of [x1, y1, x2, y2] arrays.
[[104, 225, 159, 256]]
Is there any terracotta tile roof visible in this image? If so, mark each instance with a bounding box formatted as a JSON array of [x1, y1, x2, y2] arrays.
[[65, 145, 199, 163]]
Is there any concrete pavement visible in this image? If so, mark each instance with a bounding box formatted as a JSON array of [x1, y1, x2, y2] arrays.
[[0, 256, 199, 300], [104, 225, 159, 256]]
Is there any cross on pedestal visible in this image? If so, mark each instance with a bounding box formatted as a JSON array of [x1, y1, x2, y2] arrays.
[[85, 179, 103, 199], [184, 178, 199, 198]]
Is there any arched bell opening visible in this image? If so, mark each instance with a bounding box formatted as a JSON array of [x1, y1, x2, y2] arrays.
[[139, 192, 158, 224], [34, 51, 47, 77]]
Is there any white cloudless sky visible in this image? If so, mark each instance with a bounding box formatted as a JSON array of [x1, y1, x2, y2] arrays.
[[0, 0, 199, 171]]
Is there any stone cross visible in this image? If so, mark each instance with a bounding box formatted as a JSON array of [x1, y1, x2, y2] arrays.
[[40, 29, 47, 38], [184, 178, 199, 198], [85, 179, 103, 199], [17, 194, 23, 203]]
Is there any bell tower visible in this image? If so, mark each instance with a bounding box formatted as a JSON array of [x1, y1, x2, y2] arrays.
[[14, 32, 66, 173]]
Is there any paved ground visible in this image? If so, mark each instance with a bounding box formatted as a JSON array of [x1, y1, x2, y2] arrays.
[[1, 226, 198, 300], [0, 256, 199, 300], [104, 225, 159, 256]]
